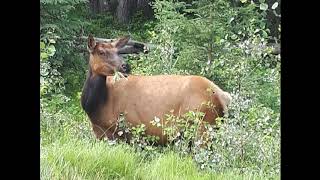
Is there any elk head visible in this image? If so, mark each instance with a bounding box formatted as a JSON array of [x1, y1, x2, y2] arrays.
[[87, 34, 131, 76]]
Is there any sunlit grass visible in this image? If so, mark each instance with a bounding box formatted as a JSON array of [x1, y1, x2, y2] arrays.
[[41, 137, 279, 180]]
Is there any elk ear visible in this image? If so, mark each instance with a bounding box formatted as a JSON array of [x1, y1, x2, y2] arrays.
[[113, 35, 130, 49], [87, 34, 96, 52]]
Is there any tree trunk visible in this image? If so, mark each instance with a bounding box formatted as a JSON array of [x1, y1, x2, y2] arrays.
[[88, 0, 153, 24], [137, 0, 153, 19], [89, 0, 115, 14], [89, 0, 99, 14], [116, 0, 153, 24], [98, 0, 108, 12], [116, 0, 132, 24]]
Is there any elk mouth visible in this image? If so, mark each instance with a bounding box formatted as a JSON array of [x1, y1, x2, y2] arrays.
[[119, 63, 131, 76]]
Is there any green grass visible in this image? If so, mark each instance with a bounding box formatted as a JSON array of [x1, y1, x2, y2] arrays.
[[41, 137, 278, 180], [40, 100, 279, 180], [41, 139, 139, 179], [41, 96, 279, 180]]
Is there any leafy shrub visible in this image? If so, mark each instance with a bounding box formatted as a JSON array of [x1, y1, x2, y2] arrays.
[[108, 0, 280, 177]]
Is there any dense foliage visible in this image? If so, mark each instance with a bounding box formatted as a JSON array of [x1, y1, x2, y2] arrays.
[[41, 0, 280, 179]]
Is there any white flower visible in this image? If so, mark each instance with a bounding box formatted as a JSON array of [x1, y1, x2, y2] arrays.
[[154, 116, 160, 123], [118, 131, 123, 136], [195, 140, 202, 146], [108, 140, 116, 146], [175, 140, 181, 146]]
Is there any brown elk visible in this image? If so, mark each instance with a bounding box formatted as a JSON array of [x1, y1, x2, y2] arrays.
[[81, 35, 232, 145]]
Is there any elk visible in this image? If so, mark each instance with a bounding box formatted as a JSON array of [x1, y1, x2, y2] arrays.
[[81, 35, 232, 145]]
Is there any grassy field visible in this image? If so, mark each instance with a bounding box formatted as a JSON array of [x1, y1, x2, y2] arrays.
[[40, 93, 280, 180], [41, 137, 277, 180]]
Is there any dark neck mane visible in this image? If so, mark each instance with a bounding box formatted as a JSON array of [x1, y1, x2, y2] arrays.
[[81, 67, 108, 120]]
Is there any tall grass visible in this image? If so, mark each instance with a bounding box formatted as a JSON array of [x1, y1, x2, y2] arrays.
[[40, 94, 280, 180], [41, 136, 278, 180], [41, 140, 139, 179]]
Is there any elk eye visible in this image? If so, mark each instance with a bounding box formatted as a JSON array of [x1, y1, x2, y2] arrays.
[[99, 51, 105, 56]]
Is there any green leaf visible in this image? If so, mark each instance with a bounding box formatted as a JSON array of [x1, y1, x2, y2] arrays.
[[254, 29, 260, 33], [259, 0, 265, 3], [40, 52, 48, 60], [262, 30, 268, 38], [240, 0, 247, 3], [40, 85, 48, 96], [48, 45, 56, 56], [40, 76, 44, 84], [214, 36, 221, 43], [77, 92, 82, 99], [272, 2, 279, 9], [260, 3, 268, 11], [229, 17, 235, 24], [49, 39, 56, 44], [260, 22, 266, 29], [231, 34, 238, 40], [40, 42, 45, 49]]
